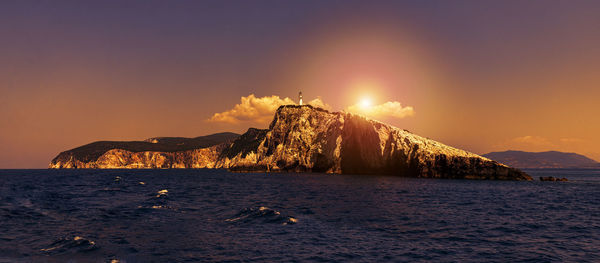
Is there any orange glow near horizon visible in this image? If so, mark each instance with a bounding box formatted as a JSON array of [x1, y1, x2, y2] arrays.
[[2, 2, 600, 168]]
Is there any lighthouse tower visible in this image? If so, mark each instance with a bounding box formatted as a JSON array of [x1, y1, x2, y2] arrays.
[[298, 91, 303, 105]]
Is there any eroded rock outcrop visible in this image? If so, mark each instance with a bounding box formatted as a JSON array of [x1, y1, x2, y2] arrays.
[[50, 105, 531, 180]]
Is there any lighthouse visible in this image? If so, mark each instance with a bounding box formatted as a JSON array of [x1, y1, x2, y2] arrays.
[[298, 91, 303, 105]]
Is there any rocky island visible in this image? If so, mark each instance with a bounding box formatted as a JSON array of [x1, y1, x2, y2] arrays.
[[50, 105, 532, 180]]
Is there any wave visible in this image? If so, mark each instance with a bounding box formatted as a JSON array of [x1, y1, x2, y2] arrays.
[[40, 236, 98, 255], [226, 206, 298, 225]]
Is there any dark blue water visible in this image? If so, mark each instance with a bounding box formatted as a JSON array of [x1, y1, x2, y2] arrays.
[[1, 169, 599, 262]]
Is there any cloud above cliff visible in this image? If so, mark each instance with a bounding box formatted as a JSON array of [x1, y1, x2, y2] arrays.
[[345, 101, 415, 119], [208, 94, 330, 124]]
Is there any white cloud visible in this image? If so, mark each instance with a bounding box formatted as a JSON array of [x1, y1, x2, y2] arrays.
[[306, 97, 330, 110], [345, 101, 415, 119], [208, 94, 330, 124]]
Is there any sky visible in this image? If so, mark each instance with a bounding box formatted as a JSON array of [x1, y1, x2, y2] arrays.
[[1, 0, 600, 168]]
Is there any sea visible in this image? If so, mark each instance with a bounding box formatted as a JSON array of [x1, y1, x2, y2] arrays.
[[0, 169, 599, 262]]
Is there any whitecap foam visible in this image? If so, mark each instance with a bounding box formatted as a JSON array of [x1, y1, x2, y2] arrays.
[[226, 206, 298, 225], [40, 236, 98, 255]]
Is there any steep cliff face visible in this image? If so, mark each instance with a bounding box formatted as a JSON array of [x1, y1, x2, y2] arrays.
[[217, 105, 531, 180], [50, 105, 531, 180], [217, 106, 344, 172]]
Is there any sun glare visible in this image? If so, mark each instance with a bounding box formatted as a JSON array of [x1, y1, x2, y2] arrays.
[[359, 97, 372, 110]]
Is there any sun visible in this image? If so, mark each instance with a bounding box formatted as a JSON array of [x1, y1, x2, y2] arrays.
[[359, 97, 372, 110]]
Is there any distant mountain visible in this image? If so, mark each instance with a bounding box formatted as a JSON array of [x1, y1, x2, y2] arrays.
[[483, 150, 600, 169]]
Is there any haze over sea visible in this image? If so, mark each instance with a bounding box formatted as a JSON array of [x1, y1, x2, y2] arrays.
[[1, 169, 599, 262]]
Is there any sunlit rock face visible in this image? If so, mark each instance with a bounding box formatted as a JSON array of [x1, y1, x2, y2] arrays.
[[50, 146, 225, 169], [52, 145, 224, 169], [218, 106, 344, 172], [49, 133, 238, 169], [220, 105, 532, 180], [50, 105, 531, 180]]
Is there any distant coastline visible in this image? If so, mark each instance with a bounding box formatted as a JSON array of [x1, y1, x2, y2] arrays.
[[483, 150, 600, 169]]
